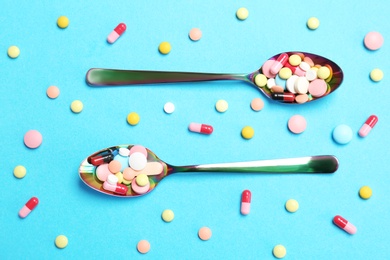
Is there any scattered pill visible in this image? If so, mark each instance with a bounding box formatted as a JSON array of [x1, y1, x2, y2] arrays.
[[236, 7, 249, 20], [332, 124, 353, 144], [254, 74, 268, 87], [333, 215, 357, 234], [108, 160, 122, 173], [57, 16, 69, 29], [24, 130, 43, 149], [137, 240, 150, 254], [7, 46, 20, 58], [19, 197, 39, 218], [189, 123, 213, 135], [102, 174, 128, 195], [307, 17, 320, 30], [241, 126, 254, 139], [14, 165, 27, 179], [358, 115, 378, 137], [250, 98, 264, 111], [285, 199, 299, 213], [364, 31, 384, 50], [370, 68, 383, 82], [240, 190, 251, 215], [46, 86, 60, 99], [271, 53, 289, 74], [70, 100, 83, 113], [55, 235, 68, 249], [189, 28, 202, 41], [359, 186, 372, 199], [159, 41, 171, 54], [288, 115, 307, 134], [131, 177, 150, 194], [162, 209, 175, 222], [273, 245, 287, 259], [215, 99, 228, 112], [198, 227, 212, 241], [136, 174, 149, 186], [127, 112, 140, 125], [164, 102, 175, 114], [107, 23, 126, 44], [129, 152, 147, 171]]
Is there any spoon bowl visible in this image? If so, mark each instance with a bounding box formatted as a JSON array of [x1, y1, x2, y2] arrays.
[[86, 51, 343, 104], [79, 144, 339, 198]]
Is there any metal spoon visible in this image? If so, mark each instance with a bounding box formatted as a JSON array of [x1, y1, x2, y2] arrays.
[[79, 145, 339, 197], [86, 51, 343, 104]]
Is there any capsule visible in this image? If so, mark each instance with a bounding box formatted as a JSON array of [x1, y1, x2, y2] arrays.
[[358, 115, 378, 137], [189, 123, 213, 135], [88, 147, 117, 166], [333, 215, 357, 234], [19, 197, 39, 218], [240, 190, 251, 215], [271, 92, 295, 103], [107, 23, 126, 44], [103, 174, 128, 195], [271, 53, 289, 74]]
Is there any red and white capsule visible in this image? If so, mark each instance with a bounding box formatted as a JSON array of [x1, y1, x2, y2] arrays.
[[107, 23, 126, 44], [103, 174, 128, 195], [19, 197, 39, 218], [189, 123, 213, 135], [271, 53, 289, 74], [358, 115, 378, 137], [240, 190, 251, 215], [333, 215, 357, 234]]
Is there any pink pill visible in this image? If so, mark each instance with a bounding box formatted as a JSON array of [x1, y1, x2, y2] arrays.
[[308, 79, 327, 97], [129, 145, 148, 157], [96, 164, 111, 182], [23, 130, 43, 149], [364, 31, 384, 50], [288, 115, 307, 134], [46, 86, 60, 99], [261, 59, 277, 78], [131, 177, 150, 194], [189, 28, 202, 41]]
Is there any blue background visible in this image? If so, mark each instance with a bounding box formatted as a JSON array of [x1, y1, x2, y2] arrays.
[[1, 1, 389, 259]]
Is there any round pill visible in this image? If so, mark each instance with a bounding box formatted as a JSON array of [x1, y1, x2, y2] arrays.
[[307, 17, 320, 30], [7, 46, 20, 58], [57, 16, 69, 29], [317, 66, 331, 79], [198, 227, 212, 241], [308, 79, 327, 97], [278, 67, 292, 80], [161, 209, 175, 222], [285, 199, 299, 213], [96, 164, 111, 182], [55, 235, 68, 249], [236, 7, 249, 20], [70, 100, 83, 113], [332, 124, 353, 145], [164, 102, 175, 114], [370, 68, 383, 82], [273, 245, 287, 259], [271, 85, 284, 93], [295, 94, 309, 104], [359, 186, 372, 199], [115, 171, 124, 183], [254, 74, 267, 87], [131, 177, 150, 194], [289, 54, 302, 66], [241, 126, 254, 139], [129, 145, 148, 157], [250, 98, 264, 111], [129, 152, 147, 171], [108, 160, 122, 174], [159, 41, 171, 54], [364, 31, 384, 50], [123, 167, 137, 181], [127, 112, 140, 125], [216, 99, 228, 112], [14, 165, 27, 179], [137, 240, 150, 254], [261, 59, 277, 78], [288, 115, 307, 134], [46, 86, 60, 99], [189, 28, 202, 41], [119, 147, 130, 157], [24, 130, 43, 149], [136, 173, 149, 187]]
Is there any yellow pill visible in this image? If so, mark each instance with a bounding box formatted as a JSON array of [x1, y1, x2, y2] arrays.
[[8, 46, 20, 58], [317, 66, 331, 79], [279, 67, 292, 79], [55, 235, 68, 249], [14, 165, 27, 179], [70, 100, 83, 113], [241, 126, 254, 139], [159, 42, 171, 54], [370, 68, 383, 82], [273, 245, 287, 259], [57, 16, 69, 29], [136, 174, 149, 187], [161, 209, 175, 222], [127, 112, 140, 125], [307, 17, 320, 30], [215, 99, 228, 113], [285, 199, 299, 213], [289, 54, 302, 66], [236, 7, 249, 20], [359, 186, 372, 199], [115, 172, 124, 183], [254, 74, 267, 87]]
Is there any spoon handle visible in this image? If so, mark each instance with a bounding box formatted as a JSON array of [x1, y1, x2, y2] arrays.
[[86, 68, 249, 86], [172, 155, 338, 174]]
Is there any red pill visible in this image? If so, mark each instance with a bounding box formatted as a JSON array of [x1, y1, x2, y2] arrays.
[[358, 115, 378, 137], [189, 123, 213, 135], [107, 23, 126, 44], [333, 215, 357, 234], [271, 93, 295, 103], [271, 53, 289, 74], [19, 197, 39, 218], [240, 190, 251, 215]]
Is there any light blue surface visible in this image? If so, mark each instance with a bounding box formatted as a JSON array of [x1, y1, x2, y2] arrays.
[[1, 1, 389, 259]]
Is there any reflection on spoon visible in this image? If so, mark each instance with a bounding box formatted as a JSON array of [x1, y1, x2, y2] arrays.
[[86, 51, 343, 104], [79, 145, 339, 198]]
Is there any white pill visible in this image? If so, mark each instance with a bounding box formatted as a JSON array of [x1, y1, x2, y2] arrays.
[[305, 69, 318, 81], [107, 174, 118, 185], [129, 152, 147, 171], [294, 77, 309, 94], [286, 75, 298, 94], [299, 61, 311, 72], [267, 78, 276, 88], [164, 102, 175, 114], [119, 148, 130, 157]]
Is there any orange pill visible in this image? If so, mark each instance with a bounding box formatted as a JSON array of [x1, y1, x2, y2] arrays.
[[250, 98, 264, 111], [46, 86, 60, 99], [189, 28, 202, 41], [198, 227, 212, 241], [137, 240, 150, 254], [108, 160, 122, 173]]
